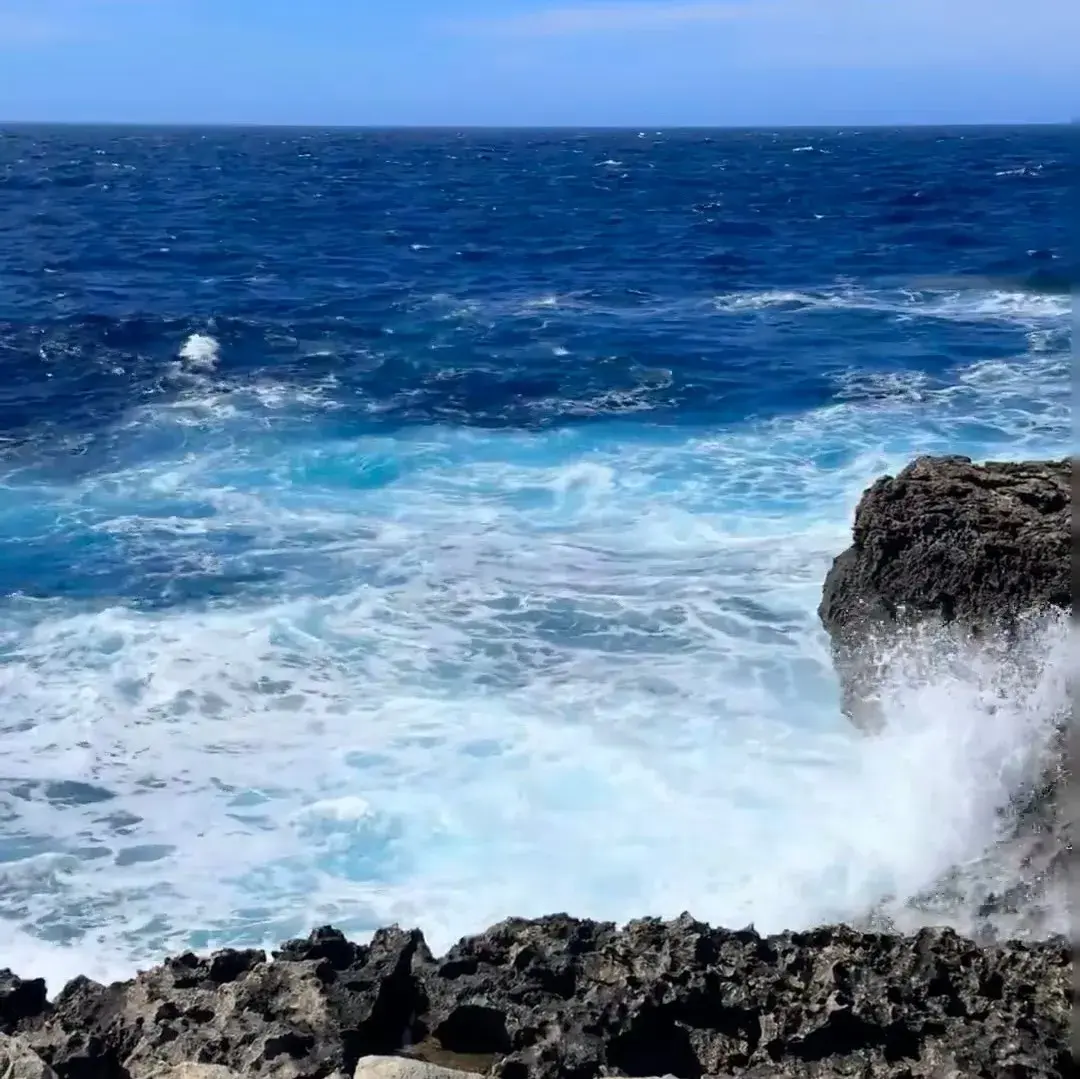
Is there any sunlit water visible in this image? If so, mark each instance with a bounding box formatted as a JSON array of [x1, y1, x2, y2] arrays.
[[0, 126, 1071, 987]]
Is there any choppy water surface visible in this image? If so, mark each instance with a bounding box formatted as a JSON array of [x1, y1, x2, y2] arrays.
[[0, 126, 1071, 986]]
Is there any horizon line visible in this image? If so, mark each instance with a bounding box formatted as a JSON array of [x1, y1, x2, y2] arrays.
[[1, 120, 1074, 131]]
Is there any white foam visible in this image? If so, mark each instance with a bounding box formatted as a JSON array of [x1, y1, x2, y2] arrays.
[[712, 285, 1069, 325], [0, 319, 1069, 987], [178, 333, 221, 371]]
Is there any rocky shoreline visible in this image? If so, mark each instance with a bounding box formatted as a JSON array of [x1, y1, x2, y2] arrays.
[[1, 456, 1072, 1079], [2, 917, 1071, 1079]]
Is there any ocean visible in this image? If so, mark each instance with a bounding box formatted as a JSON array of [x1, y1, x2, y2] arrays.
[[0, 125, 1071, 988]]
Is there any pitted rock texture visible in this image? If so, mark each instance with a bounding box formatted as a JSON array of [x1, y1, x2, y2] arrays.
[[0, 1032, 59, 1079], [6, 927, 427, 1079], [3, 917, 1071, 1079], [819, 455, 1068, 642], [818, 455, 1069, 726]]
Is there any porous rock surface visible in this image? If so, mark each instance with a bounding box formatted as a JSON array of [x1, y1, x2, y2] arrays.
[[0, 917, 1071, 1079], [819, 455, 1069, 633], [0, 1031, 59, 1079], [818, 454, 1069, 724]]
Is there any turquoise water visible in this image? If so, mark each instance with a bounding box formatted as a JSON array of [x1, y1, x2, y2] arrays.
[[0, 126, 1071, 985]]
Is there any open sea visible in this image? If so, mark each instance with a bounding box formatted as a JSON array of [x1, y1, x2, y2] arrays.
[[0, 125, 1072, 988]]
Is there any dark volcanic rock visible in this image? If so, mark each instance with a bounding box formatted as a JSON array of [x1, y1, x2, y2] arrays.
[[820, 454, 1069, 632], [415, 915, 1070, 1079], [1, 969, 49, 1033], [14, 927, 430, 1079], [4, 917, 1071, 1079], [818, 454, 1069, 725]]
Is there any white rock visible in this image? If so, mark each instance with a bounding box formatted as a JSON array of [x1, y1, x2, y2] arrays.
[[352, 1058, 686, 1079], [0, 1034, 58, 1079], [353, 1057, 484, 1079], [142, 1066, 243, 1079]]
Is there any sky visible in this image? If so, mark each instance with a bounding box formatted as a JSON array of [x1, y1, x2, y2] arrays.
[[0, 0, 1077, 126]]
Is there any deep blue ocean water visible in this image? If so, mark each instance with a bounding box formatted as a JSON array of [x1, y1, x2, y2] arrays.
[[0, 126, 1071, 984]]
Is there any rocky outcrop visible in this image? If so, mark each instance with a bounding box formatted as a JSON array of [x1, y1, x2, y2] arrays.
[[2, 928, 427, 1079], [820, 455, 1069, 633], [817, 454, 1072, 938], [0, 918, 1071, 1079], [818, 454, 1069, 727]]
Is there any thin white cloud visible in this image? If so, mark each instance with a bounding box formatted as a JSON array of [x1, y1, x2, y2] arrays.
[[456, 1, 764, 37]]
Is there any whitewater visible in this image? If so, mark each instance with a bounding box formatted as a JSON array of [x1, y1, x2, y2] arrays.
[[0, 125, 1071, 989]]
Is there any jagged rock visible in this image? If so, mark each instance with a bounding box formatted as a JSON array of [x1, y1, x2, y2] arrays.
[[15, 927, 428, 1079], [2, 917, 1070, 1079], [818, 454, 1069, 727], [0, 972, 48, 1034], [414, 914, 1069, 1079], [354, 1059, 709, 1079], [0, 1033, 58, 1079], [819, 455, 1069, 633]]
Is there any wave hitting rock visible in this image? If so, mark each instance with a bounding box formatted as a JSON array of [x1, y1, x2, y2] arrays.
[[818, 454, 1069, 729], [818, 454, 1072, 944], [0, 455, 1072, 1079]]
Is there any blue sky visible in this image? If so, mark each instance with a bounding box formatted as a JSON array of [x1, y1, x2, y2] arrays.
[[0, 1, 1076, 125]]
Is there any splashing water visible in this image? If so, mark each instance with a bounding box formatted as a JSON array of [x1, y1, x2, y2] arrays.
[[178, 333, 221, 372], [0, 125, 1072, 988], [0, 340, 1068, 986]]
